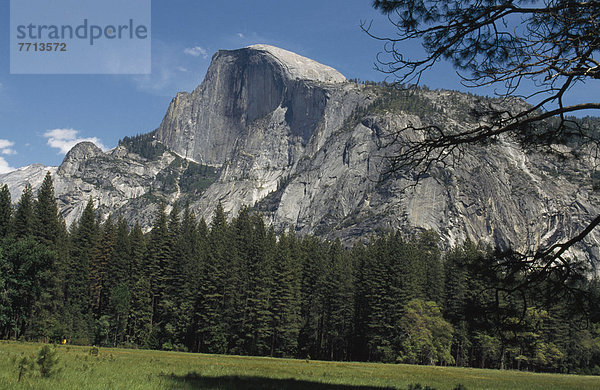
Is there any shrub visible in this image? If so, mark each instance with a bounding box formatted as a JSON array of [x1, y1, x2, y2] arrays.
[[36, 345, 60, 378], [16, 354, 35, 382]]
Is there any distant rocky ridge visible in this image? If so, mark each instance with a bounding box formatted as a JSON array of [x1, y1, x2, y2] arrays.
[[1, 45, 599, 262]]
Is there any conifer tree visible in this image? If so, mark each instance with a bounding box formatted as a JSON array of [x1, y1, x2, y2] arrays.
[[13, 185, 34, 239], [158, 203, 184, 349], [33, 172, 60, 246], [28, 172, 66, 341], [444, 244, 470, 366], [244, 217, 274, 356], [418, 230, 444, 305], [146, 202, 171, 346], [269, 229, 301, 357], [363, 234, 395, 362], [445, 240, 498, 368], [230, 207, 275, 355], [67, 197, 98, 344], [0, 184, 11, 238], [107, 282, 130, 347], [111, 217, 131, 291], [393, 232, 424, 307], [324, 240, 355, 361], [91, 215, 116, 319], [128, 223, 152, 346], [178, 204, 199, 350], [298, 236, 329, 359], [351, 242, 371, 361], [189, 217, 209, 352], [227, 207, 250, 352], [197, 203, 228, 353], [166, 203, 182, 297], [0, 238, 57, 339], [105, 217, 131, 346]]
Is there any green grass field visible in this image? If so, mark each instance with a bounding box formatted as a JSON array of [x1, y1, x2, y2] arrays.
[[0, 341, 598, 389]]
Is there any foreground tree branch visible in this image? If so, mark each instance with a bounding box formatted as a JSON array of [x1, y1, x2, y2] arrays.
[[367, 0, 600, 272]]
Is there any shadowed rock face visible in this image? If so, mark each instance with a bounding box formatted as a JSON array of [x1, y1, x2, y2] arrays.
[[1, 45, 598, 263]]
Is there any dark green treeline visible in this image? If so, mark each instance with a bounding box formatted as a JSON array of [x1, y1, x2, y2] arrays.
[[1, 174, 600, 374]]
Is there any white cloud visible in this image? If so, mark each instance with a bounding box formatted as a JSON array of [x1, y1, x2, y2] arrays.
[[0, 156, 14, 174], [0, 139, 14, 149], [183, 46, 208, 58], [176, 66, 188, 72], [237, 33, 245, 39], [43, 128, 106, 155], [0, 139, 16, 155]]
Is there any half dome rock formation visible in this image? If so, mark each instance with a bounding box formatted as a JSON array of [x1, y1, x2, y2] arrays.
[[245, 44, 347, 84], [1, 45, 599, 262], [156, 44, 354, 166]]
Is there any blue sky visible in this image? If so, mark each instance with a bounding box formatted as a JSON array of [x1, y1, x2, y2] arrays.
[[0, 0, 598, 173]]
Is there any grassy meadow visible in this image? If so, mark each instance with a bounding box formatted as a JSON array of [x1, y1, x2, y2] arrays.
[[0, 341, 598, 390]]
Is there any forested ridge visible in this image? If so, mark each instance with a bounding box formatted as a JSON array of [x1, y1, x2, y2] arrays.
[[1, 173, 600, 374]]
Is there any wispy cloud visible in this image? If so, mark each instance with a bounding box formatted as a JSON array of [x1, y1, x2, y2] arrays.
[[231, 31, 282, 49], [183, 46, 209, 59], [43, 128, 106, 155], [0, 139, 16, 155], [131, 41, 208, 96], [0, 156, 14, 174]]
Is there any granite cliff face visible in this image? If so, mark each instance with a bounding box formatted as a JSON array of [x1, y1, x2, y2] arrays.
[[1, 141, 188, 227], [155, 45, 369, 219], [1, 45, 598, 261], [156, 45, 348, 165]]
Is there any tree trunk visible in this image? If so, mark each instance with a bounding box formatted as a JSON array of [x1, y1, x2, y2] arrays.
[[455, 341, 460, 366]]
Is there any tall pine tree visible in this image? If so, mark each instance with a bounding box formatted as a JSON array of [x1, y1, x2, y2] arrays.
[[28, 172, 66, 341], [13, 185, 34, 239], [197, 203, 228, 353], [145, 202, 172, 348], [128, 223, 152, 346], [269, 229, 301, 357], [0, 184, 11, 238], [68, 197, 98, 344]]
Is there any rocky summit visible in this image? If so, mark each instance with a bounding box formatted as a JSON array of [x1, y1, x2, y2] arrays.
[[1, 44, 599, 261]]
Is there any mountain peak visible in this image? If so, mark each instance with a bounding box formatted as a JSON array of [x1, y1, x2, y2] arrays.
[[243, 44, 346, 84], [58, 142, 104, 175], [63, 141, 103, 160]]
